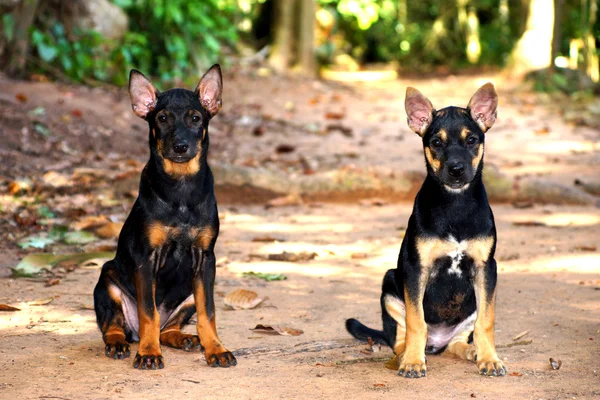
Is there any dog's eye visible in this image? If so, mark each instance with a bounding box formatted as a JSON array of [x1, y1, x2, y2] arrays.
[[192, 115, 200, 122], [158, 115, 167, 122], [431, 138, 443, 148], [466, 136, 477, 145]]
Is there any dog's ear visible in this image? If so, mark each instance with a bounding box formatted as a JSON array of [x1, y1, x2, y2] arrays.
[[468, 83, 497, 132], [196, 64, 223, 118], [405, 87, 434, 136], [129, 70, 158, 119]]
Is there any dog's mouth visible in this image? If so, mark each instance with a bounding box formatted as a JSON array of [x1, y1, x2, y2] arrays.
[[446, 180, 467, 189], [165, 153, 196, 163]]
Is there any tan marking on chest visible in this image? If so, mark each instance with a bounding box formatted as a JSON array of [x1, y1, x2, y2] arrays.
[[191, 226, 215, 250], [416, 236, 494, 269], [147, 223, 181, 247], [425, 148, 440, 172]]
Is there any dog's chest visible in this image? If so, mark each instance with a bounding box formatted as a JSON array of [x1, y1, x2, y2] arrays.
[[417, 235, 494, 278]]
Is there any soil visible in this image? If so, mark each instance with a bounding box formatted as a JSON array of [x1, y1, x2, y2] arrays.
[[0, 70, 599, 399]]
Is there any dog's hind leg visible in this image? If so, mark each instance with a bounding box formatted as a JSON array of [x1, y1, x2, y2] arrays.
[[160, 296, 202, 351], [383, 295, 406, 356], [443, 313, 477, 362], [94, 262, 133, 359]]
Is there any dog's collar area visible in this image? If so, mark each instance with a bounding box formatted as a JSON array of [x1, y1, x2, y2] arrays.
[[444, 183, 470, 194]]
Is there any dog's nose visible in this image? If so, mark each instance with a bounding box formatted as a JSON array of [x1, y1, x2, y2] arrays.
[[173, 142, 189, 154], [448, 163, 465, 177]]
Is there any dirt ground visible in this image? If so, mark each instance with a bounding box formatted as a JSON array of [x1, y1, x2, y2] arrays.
[[0, 70, 599, 400]]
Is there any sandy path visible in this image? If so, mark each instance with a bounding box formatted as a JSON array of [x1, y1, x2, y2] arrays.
[[1, 203, 599, 400]]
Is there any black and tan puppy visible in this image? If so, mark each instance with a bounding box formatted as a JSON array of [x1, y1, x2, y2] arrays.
[[346, 83, 506, 378], [93, 65, 237, 370]]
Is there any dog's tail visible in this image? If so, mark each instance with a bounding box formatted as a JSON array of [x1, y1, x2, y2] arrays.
[[345, 318, 387, 345]]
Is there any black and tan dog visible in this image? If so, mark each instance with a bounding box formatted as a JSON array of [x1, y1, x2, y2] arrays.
[[93, 65, 237, 370], [346, 83, 506, 378]]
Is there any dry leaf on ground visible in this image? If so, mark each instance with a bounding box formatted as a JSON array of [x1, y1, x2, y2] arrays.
[[250, 324, 303, 336], [94, 222, 123, 239], [28, 297, 54, 306], [0, 304, 21, 312], [265, 194, 303, 208], [267, 251, 317, 262], [224, 289, 266, 310], [252, 236, 285, 243]]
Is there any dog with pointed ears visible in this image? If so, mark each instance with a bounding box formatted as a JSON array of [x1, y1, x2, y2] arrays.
[[346, 83, 506, 378], [93, 65, 237, 370]]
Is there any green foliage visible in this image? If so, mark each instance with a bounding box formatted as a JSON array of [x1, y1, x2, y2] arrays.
[[30, 23, 112, 82], [114, 0, 239, 85], [21, 0, 239, 86]]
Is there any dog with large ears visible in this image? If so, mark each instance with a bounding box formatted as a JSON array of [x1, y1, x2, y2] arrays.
[[346, 83, 506, 378], [93, 64, 237, 370]]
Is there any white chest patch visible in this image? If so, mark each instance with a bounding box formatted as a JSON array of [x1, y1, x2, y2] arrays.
[[446, 235, 468, 276]]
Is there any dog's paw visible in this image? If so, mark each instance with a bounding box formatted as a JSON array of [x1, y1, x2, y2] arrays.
[[463, 344, 477, 362], [105, 342, 130, 359], [182, 336, 203, 352], [477, 357, 506, 377], [398, 357, 427, 378], [205, 350, 237, 368], [133, 353, 165, 370]]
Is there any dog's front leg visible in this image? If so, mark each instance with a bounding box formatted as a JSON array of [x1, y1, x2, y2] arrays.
[[399, 264, 428, 378], [192, 247, 237, 367], [473, 258, 506, 376], [133, 248, 165, 369]]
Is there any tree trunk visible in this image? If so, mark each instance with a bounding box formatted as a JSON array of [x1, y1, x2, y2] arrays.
[[269, 0, 295, 73], [2, 0, 40, 77], [296, 0, 315, 76], [551, 0, 564, 72], [506, 0, 554, 77], [582, 0, 599, 82]]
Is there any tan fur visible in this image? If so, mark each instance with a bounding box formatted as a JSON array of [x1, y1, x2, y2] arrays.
[[444, 329, 476, 361], [415, 236, 494, 269], [438, 129, 447, 142], [193, 280, 228, 361], [163, 153, 201, 177], [472, 144, 484, 169], [195, 226, 214, 250], [461, 127, 470, 140], [401, 286, 428, 373], [147, 222, 170, 248], [384, 295, 407, 356], [425, 148, 440, 172]]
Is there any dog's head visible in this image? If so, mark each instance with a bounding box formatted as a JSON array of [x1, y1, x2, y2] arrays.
[[404, 83, 498, 193], [128, 65, 223, 176]]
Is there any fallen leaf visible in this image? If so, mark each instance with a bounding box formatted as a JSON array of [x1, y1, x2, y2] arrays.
[[549, 358, 562, 370], [509, 371, 523, 377], [79, 257, 111, 269], [94, 222, 123, 239], [45, 278, 61, 287], [28, 297, 54, 306], [513, 221, 547, 227], [8, 180, 32, 195], [266, 194, 302, 208], [574, 245, 597, 252], [42, 171, 70, 188], [11, 252, 114, 277], [511, 200, 534, 209], [324, 111, 345, 120], [71, 216, 110, 231], [18, 235, 55, 250], [224, 289, 266, 310], [71, 109, 83, 118], [79, 304, 95, 310], [34, 122, 51, 137], [533, 126, 550, 135], [373, 383, 386, 387], [64, 231, 98, 245], [16, 93, 28, 103], [350, 252, 367, 260], [250, 324, 303, 336], [267, 251, 317, 262], [384, 355, 399, 370], [325, 124, 353, 137], [252, 236, 285, 243], [275, 144, 295, 154], [0, 304, 21, 312], [242, 271, 287, 281]]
